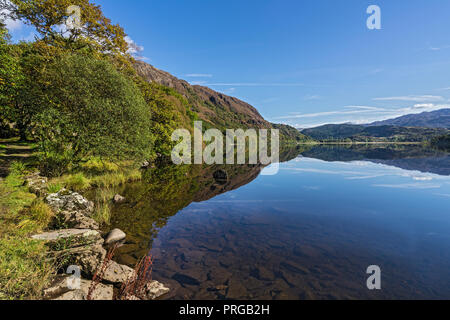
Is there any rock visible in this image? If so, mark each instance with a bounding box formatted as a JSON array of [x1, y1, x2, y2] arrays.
[[31, 229, 103, 249], [54, 210, 99, 230], [141, 161, 150, 169], [172, 268, 207, 286], [46, 276, 113, 300], [24, 173, 48, 196], [254, 266, 275, 281], [213, 170, 228, 184], [226, 278, 247, 299], [104, 228, 126, 246], [143, 281, 170, 300], [102, 261, 135, 285], [46, 189, 94, 217], [53, 290, 86, 300], [113, 194, 125, 203], [72, 244, 107, 277]]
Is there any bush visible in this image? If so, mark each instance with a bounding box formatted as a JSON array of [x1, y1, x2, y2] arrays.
[[9, 161, 27, 175], [34, 54, 154, 175]]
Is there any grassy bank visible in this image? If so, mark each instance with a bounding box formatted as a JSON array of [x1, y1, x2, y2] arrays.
[[0, 165, 55, 300]]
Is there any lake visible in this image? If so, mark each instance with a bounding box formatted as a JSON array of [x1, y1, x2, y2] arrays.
[[108, 144, 450, 300]]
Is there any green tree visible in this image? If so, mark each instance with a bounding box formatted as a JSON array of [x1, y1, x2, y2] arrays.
[[4, 0, 128, 55], [34, 53, 153, 175]]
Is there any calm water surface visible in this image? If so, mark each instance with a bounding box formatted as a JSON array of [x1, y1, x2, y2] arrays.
[[108, 145, 450, 299]]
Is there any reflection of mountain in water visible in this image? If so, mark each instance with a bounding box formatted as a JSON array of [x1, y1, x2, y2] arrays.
[[109, 146, 306, 264], [301, 144, 450, 176]]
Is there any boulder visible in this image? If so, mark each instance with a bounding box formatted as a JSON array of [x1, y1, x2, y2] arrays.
[[54, 210, 99, 230], [46, 275, 113, 300], [102, 261, 135, 285], [113, 194, 125, 204], [31, 229, 103, 249], [72, 244, 107, 277], [143, 281, 170, 300], [104, 228, 126, 246], [24, 173, 48, 196], [46, 189, 94, 217]]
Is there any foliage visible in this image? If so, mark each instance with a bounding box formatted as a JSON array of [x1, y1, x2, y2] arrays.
[[302, 124, 450, 142], [5, 0, 128, 55], [32, 54, 153, 175]]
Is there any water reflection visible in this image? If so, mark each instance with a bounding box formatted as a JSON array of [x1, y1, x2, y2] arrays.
[[109, 144, 450, 299]]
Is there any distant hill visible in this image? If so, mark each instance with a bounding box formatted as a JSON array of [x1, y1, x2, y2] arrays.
[[301, 124, 449, 142], [368, 109, 450, 128]]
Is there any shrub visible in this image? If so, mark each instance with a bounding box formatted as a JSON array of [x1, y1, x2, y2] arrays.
[[34, 53, 153, 175], [9, 161, 27, 175]]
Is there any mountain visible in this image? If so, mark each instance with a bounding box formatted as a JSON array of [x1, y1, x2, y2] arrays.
[[134, 61, 310, 142], [368, 109, 450, 128], [301, 124, 449, 142]]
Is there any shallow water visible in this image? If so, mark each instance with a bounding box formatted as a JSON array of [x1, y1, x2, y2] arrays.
[[109, 145, 450, 300]]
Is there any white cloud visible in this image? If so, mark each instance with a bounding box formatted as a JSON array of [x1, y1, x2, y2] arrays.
[[125, 35, 149, 61], [303, 94, 321, 101], [373, 95, 444, 102], [1, 7, 23, 31], [206, 82, 304, 87], [185, 74, 213, 78]]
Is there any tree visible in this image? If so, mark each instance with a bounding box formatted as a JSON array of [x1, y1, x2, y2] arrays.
[[0, 23, 25, 138], [34, 53, 153, 175], [3, 0, 128, 55]]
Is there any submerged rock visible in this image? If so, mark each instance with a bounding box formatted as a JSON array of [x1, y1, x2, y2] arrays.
[[213, 169, 228, 184], [104, 228, 126, 246]]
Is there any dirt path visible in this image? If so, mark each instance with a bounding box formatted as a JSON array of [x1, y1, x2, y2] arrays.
[[0, 139, 37, 177]]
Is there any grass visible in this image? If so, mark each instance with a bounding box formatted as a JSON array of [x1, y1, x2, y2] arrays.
[[0, 167, 55, 300], [48, 161, 141, 226]]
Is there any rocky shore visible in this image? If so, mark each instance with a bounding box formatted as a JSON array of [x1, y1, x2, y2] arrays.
[[25, 173, 169, 300]]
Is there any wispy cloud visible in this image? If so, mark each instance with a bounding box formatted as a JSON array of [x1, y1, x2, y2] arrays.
[[373, 95, 444, 102], [206, 82, 304, 87], [372, 183, 441, 189], [303, 94, 321, 101], [428, 45, 450, 51], [274, 103, 450, 128], [185, 74, 213, 78]]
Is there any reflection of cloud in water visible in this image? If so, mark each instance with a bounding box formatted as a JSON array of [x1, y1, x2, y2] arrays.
[[372, 183, 442, 189], [283, 158, 446, 184]]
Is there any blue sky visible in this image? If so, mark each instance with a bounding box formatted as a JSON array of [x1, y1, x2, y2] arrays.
[[5, 0, 450, 128]]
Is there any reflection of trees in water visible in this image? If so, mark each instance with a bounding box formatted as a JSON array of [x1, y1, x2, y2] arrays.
[[111, 144, 310, 264]]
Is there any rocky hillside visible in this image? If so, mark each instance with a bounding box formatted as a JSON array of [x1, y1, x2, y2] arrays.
[[134, 61, 309, 142], [369, 109, 450, 128]]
